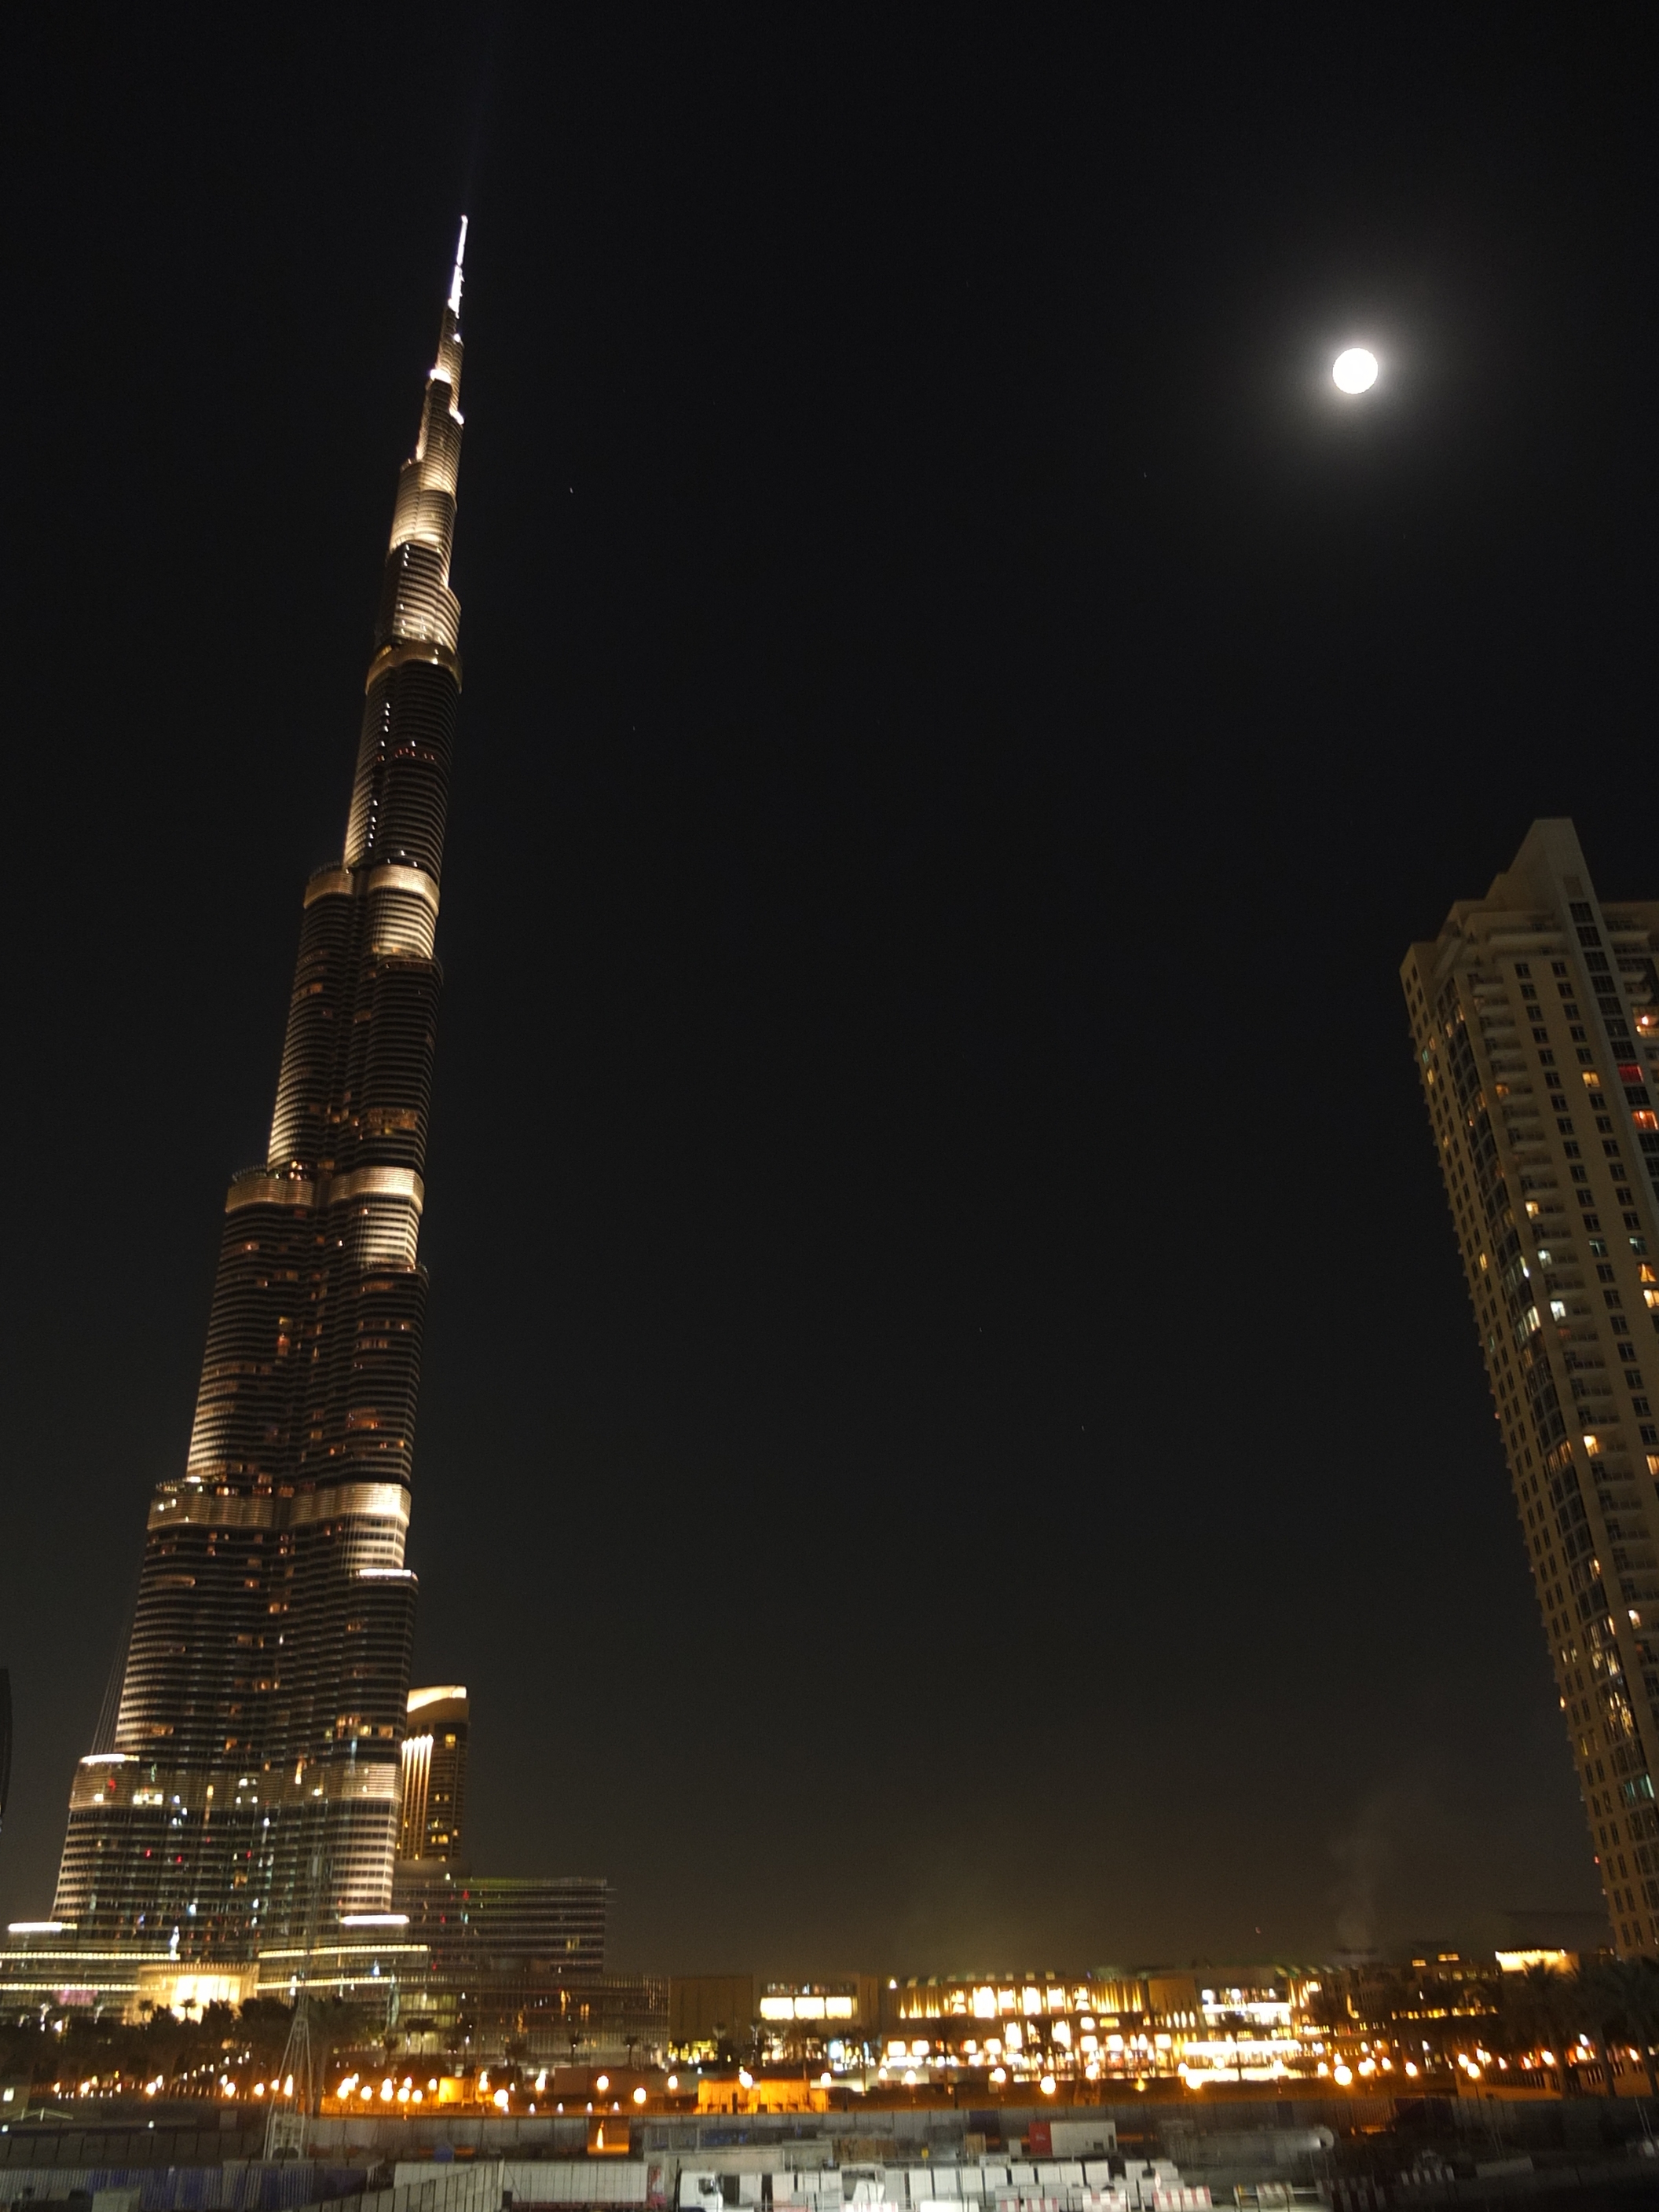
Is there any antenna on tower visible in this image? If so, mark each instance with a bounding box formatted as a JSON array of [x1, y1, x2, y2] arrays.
[[447, 217, 469, 318]]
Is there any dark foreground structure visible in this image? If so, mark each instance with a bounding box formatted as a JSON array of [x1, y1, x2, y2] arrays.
[[5, 2098, 1659, 2212], [49, 229, 474, 1959]]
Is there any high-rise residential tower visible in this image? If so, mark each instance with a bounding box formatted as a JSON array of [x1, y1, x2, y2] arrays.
[[1404, 819, 1659, 1956], [49, 226, 474, 1963]]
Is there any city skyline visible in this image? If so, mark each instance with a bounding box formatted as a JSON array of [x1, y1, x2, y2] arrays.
[[2, 10, 1654, 1971]]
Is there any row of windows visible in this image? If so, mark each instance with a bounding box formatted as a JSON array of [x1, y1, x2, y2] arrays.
[[1415, 961, 1659, 1821]]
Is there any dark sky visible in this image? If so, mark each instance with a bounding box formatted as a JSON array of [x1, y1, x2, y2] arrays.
[[2, 6, 1654, 1976]]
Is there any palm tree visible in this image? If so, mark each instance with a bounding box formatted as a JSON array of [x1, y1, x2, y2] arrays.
[[1596, 1957, 1659, 2100], [1502, 1963, 1577, 2096], [1570, 1960, 1624, 2098]]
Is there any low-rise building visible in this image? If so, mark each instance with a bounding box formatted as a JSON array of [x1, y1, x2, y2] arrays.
[[669, 1978, 879, 2062]]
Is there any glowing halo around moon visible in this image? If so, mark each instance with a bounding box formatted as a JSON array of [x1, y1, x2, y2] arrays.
[[1332, 346, 1379, 394]]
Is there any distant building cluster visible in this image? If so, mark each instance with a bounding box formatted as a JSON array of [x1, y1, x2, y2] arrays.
[[654, 1952, 1589, 2097], [1, 1934, 1639, 2106]]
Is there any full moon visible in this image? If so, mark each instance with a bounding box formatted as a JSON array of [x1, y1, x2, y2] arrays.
[[1333, 346, 1379, 394]]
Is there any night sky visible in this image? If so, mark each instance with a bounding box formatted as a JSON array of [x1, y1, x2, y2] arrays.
[[2, 8, 1654, 1976]]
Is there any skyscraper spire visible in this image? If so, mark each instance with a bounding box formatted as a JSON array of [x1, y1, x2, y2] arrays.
[[448, 214, 468, 317], [49, 235, 474, 1963]]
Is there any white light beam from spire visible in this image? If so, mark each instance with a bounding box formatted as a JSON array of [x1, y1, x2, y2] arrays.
[[448, 216, 469, 317]]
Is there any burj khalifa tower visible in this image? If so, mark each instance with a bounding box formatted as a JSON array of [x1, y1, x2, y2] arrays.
[[49, 226, 474, 1963]]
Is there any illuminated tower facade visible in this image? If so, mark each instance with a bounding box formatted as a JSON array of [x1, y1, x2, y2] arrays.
[[397, 1685, 469, 1863], [1404, 819, 1659, 1956], [50, 227, 474, 1962]]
